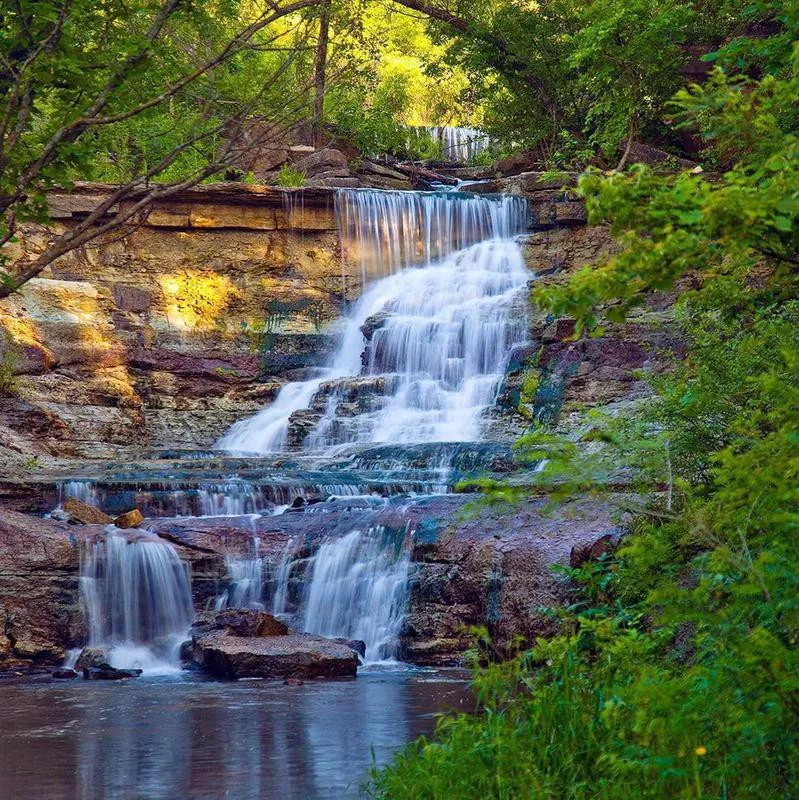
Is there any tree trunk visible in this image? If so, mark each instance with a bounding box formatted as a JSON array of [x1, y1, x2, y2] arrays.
[[313, 0, 331, 148]]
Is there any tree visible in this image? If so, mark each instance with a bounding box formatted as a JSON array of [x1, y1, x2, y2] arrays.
[[313, 0, 332, 145], [0, 0, 321, 297]]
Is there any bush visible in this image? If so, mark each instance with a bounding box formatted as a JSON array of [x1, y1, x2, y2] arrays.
[[276, 164, 306, 188]]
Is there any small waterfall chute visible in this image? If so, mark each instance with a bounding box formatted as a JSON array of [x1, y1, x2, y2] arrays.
[[80, 528, 194, 671], [268, 526, 412, 664], [214, 538, 265, 611]]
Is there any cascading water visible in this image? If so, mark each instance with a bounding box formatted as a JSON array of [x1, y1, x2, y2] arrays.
[[336, 189, 525, 282], [80, 529, 194, 671], [211, 187, 530, 668], [307, 239, 529, 447], [405, 125, 493, 162], [58, 480, 100, 508], [214, 538, 265, 611], [217, 189, 529, 454], [270, 526, 411, 663], [427, 126, 492, 163]]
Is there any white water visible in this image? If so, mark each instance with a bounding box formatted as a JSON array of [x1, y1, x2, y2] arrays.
[[427, 125, 492, 162], [214, 538, 265, 611], [57, 480, 99, 508], [80, 529, 194, 672], [218, 189, 529, 454], [268, 526, 412, 663], [336, 189, 525, 283]]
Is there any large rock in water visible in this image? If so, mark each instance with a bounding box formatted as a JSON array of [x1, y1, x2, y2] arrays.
[[194, 630, 358, 680]]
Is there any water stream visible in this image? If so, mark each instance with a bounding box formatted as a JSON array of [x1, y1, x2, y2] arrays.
[[79, 529, 194, 671], [61, 187, 529, 673], [218, 189, 528, 454]]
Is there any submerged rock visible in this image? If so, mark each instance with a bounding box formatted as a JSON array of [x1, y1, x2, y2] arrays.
[[193, 630, 358, 680], [83, 664, 143, 680], [52, 668, 79, 679]]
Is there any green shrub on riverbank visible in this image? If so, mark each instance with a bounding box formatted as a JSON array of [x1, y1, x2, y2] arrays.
[[369, 12, 799, 800]]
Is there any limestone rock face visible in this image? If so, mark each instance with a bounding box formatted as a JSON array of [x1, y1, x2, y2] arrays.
[[193, 630, 359, 680], [0, 511, 86, 669], [402, 496, 622, 665], [0, 184, 354, 464]]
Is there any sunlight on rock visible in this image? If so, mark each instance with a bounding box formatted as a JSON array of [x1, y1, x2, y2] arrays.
[[159, 271, 240, 331]]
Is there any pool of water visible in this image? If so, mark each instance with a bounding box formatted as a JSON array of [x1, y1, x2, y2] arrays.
[[0, 668, 470, 799]]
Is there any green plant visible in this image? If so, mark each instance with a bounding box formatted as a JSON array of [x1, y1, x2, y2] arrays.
[[276, 164, 306, 188], [0, 343, 20, 396], [371, 9, 799, 798]]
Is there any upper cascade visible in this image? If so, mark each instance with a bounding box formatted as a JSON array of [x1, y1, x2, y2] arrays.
[[336, 188, 526, 285], [427, 125, 493, 162], [217, 188, 529, 455], [405, 125, 494, 163]]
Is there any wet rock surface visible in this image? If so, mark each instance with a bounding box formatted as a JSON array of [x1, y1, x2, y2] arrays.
[[62, 497, 112, 525], [0, 511, 86, 670], [193, 630, 359, 680], [83, 665, 143, 680]]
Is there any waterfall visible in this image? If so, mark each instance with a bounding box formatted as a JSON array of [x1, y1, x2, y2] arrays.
[[80, 529, 194, 670], [269, 526, 411, 663], [307, 239, 529, 447], [214, 538, 265, 611], [58, 480, 99, 507], [217, 189, 529, 454], [198, 482, 267, 517], [426, 126, 492, 163], [336, 188, 525, 283]]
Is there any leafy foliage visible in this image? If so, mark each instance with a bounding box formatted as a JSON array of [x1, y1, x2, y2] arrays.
[[370, 8, 799, 799]]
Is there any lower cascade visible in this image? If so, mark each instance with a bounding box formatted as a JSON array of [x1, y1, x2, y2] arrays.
[[280, 526, 412, 664], [80, 529, 195, 670], [215, 538, 265, 611], [213, 526, 412, 664]]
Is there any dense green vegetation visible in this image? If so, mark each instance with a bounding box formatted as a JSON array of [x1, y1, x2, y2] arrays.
[[369, 4, 799, 799]]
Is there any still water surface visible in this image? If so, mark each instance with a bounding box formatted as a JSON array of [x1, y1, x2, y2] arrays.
[[0, 669, 470, 800]]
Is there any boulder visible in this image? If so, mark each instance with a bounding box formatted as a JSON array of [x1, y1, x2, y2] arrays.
[[83, 664, 143, 680], [191, 609, 289, 639], [75, 646, 111, 671], [113, 509, 144, 529], [292, 148, 349, 177], [62, 497, 112, 525], [193, 630, 358, 680]]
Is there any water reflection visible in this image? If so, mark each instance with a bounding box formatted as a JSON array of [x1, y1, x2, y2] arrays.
[[0, 671, 469, 799]]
